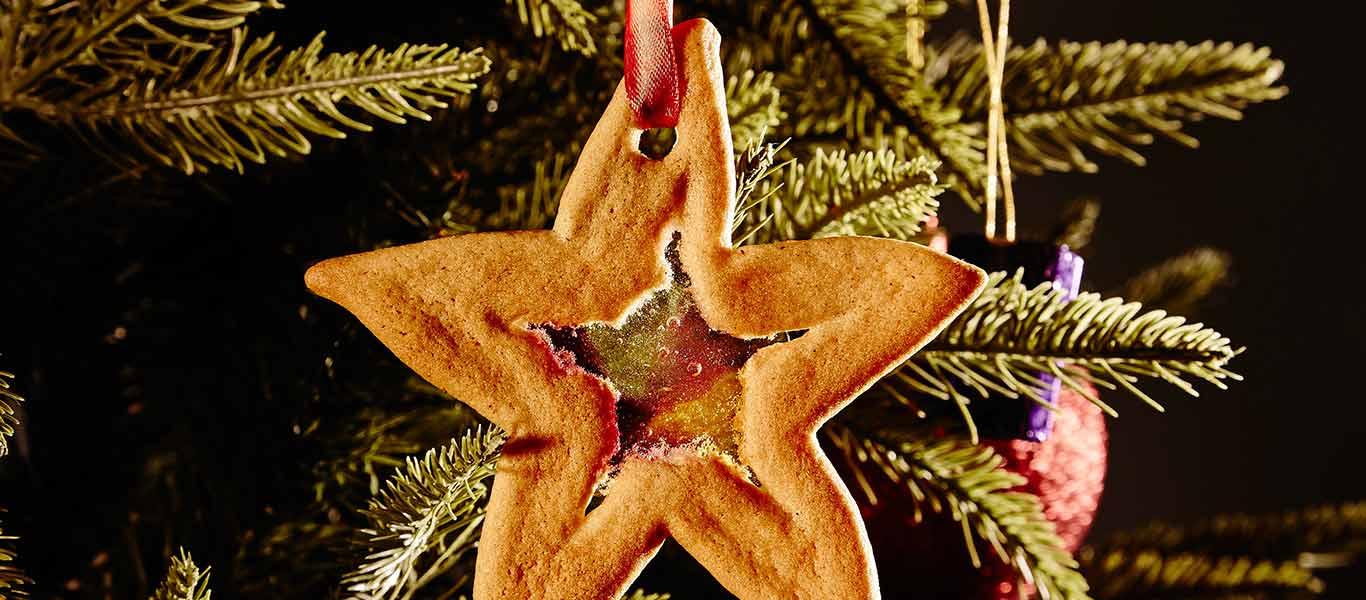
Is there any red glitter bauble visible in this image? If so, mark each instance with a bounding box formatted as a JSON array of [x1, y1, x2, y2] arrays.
[[852, 383, 1107, 598], [988, 384, 1108, 552]]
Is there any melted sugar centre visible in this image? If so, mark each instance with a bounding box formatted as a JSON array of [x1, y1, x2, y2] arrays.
[[538, 236, 789, 462]]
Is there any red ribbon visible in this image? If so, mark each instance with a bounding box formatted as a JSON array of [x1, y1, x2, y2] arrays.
[[624, 0, 681, 128]]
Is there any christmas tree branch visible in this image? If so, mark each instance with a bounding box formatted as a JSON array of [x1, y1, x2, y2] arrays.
[[503, 0, 597, 57], [890, 271, 1241, 422], [343, 427, 503, 600], [1051, 197, 1101, 252], [308, 408, 431, 512], [151, 549, 212, 600], [731, 138, 789, 245], [934, 38, 1286, 174], [734, 146, 942, 244], [827, 423, 1092, 600], [1087, 501, 1366, 560], [1078, 548, 1323, 600], [0, 0, 284, 99], [0, 371, 21, 459], [699, 0, 985, 206], [797, 0, 983, 204], [235, 520, 354, 597], [341, 425, 672, 600], [485, 153, 572, 231], [0, 512, 29, 599], [39, 30, 491, 174], [1115, 248, 1232, 317], [726, 69, 784, 152], [407, 70, 778, 240], [400, 150, 572, 237]]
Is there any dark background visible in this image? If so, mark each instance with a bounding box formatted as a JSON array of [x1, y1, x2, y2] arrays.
[[2, 0, 1362, 597], [999, 0, 1364, 533]]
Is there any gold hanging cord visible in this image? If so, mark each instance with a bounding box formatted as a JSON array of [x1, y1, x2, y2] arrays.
[[975, 0, 1016, 242]]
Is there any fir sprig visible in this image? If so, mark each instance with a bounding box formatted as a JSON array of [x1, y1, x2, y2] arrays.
[[309, 409, 429, 511], [1088, 502, 1366, 560], [503, 0, 598, 57], [0, 0, 284, 100], [0, 118, 37, 172], [934, 38, 1287, 174], [415, 70, 781, 241], [891, 271, 1240, 428], [1050, 197, 1101, 252], [706, 0, 986, 205], [1116, 248, 1232, 316], [0, 514, 29, 599], [736, 146, 942, 243], [56, 30, 492, 174], [1078, 549, 1323, 600], [731, 138, 789, 245], [1079, 505, 1366, 600], [235, 520, 354, 598], [343, 427, 503, 600], [0, 371, 20, 458], [726, 69, 784, 152], [150, 549, 212, 600], [827, 424, 1092, 600], [401, 151, 571, 237], [485, 153, 571, 231]]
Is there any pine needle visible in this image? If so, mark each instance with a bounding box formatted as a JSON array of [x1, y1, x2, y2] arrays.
[[735, 145, 943, 243], [406, 151, 570, 236], [891, 271, 1241, 420], [726, 70, 785, 152], [1, 0, 285, 98], [487, 153, 571, 231], [1079, 548, 1324, 600], [710, 0, 986, 206], [803, 0, 983, 198], [1087, 501, 1366, 560], [49, 29, 492, 174], [935, 38, 1287, 174], [1116, 248, 1233, 316], [150, 549, 212, 600], [1051, 197, 1101, 252], [308, 408, 432, 511], [503, 0, 598, 57], [827, 423, 1093, 600], [731, 138, 789, 245], [398, 65, 775, 238], [0, 371, 20, 459], [0, 513, 30, 600], [343, 427, 503, 600]]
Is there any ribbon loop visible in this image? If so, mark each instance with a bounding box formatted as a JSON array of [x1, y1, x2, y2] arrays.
[[625, 0, 681, 129]]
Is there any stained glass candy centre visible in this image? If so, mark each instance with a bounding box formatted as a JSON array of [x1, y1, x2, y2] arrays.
[[537, 237, 788, 462]]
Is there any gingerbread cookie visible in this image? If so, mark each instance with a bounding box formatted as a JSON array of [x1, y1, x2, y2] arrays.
[[306, 19, 985, 600]]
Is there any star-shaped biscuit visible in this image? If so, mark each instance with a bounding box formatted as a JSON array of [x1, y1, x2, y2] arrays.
[[306, 19, 985, 600]]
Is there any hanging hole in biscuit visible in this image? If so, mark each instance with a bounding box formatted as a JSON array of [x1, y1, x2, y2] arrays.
[[639, 128, 677, 160]]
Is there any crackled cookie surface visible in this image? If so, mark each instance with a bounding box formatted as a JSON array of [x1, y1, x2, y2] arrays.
[[306, 18, 985, 600]]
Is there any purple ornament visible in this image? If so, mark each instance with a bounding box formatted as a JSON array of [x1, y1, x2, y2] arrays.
[[1030, 245, 1083, 441], [947, 234, 1085, 441]]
